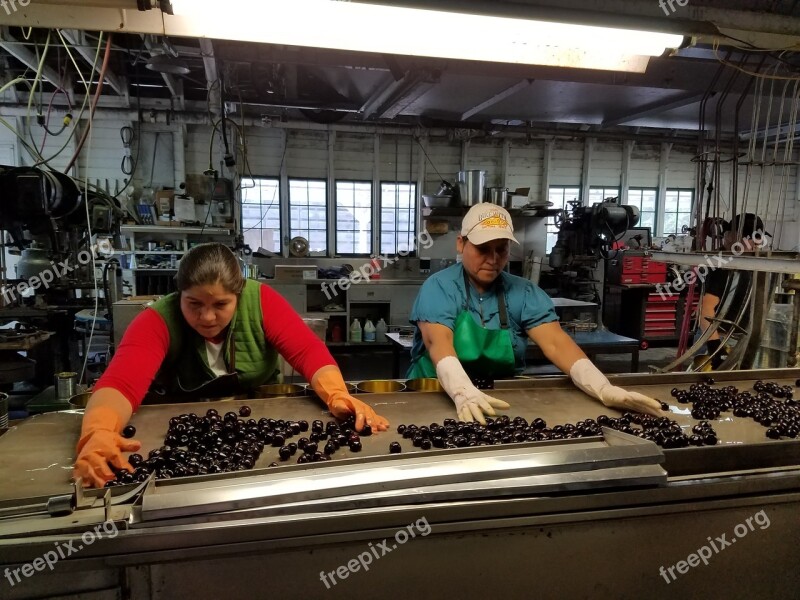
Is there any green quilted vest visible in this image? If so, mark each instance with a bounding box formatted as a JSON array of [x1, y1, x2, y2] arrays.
[[150, 279, 279, 393]]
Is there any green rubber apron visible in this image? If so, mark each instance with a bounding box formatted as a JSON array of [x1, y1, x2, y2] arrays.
[[408, 271, 516, 379]]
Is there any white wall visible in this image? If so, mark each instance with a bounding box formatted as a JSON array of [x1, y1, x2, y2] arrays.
[[2, 115, 799, 256]]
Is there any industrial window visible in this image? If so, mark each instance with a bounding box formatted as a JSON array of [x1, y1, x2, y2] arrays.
[[547, 186, 581, 254], [335, 180, 373, 255], [588, 186, 620, 205], [241, 177, 281, 254], [380, 182, 417, 255], [289, 178, 328, 255], [626, 188, 657, 234], [663, 189, 694, 235]]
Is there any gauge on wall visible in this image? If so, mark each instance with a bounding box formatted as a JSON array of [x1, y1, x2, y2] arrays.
[[289, 236, 309, 257]]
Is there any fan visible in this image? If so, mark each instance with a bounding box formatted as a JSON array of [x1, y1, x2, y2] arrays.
[[289, 236, 309, 257]]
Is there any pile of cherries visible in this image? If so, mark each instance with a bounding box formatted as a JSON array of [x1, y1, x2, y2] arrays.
[[104, 406, 371, 486], [104, 379, 800, 487], [393, 410, 716, 452], [671, 379, 800, 440]]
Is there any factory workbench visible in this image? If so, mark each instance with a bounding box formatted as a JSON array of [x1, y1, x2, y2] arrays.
[[1, 370, 800, 599]]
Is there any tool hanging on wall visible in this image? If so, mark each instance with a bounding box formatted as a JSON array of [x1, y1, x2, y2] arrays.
[[120, 125, 134, 175]]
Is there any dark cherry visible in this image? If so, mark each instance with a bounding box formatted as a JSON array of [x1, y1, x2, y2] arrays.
[[360, 424, 373, 436], [349, 440, 363, 452], [324, 441, 337, 455], [278, 446, 292, 461], [304, 442, 318, 455], [397, 424, 407, 434], [271, 434, 286, 447], [389, 442, 402, 453], [122, 425, 137, 439], [128, 453, 143, 466], [766, 427, 781, 439], [269, 462, 279, 467], [297, 454, 310, 464], [420, 439, 432, 450], [224, 411, 238, 423], [239, 405, 252, 417], [287, 442, 298, 455], [297, 420, 309, 432]]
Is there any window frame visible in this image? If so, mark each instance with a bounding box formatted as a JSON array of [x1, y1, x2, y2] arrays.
[[588, 186, 620, 206], [546, 185, 581, 255], [288, 177, 329, 256], [240, 175, 282, 255], [662, 188, 695, 236], [379, 180, 418, 257], [626, 187, 659, 235], [334, 179, 373, 257]]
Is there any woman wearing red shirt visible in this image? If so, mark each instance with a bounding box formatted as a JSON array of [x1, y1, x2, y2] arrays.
[[74, 243, 388, 488]]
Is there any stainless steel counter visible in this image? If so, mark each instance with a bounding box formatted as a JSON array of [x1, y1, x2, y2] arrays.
[[1, 370, 800, 599]]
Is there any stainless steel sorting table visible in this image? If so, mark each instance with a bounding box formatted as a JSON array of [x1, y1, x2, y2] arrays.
[[1, 370, 799, 599]]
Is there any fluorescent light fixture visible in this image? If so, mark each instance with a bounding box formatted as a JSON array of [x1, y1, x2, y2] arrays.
[[167, 0, 684, 73]]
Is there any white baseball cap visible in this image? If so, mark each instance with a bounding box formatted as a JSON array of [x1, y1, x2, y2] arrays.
[[460, 203, 519, 246]]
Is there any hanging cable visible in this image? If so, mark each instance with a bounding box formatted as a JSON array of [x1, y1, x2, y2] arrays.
[[65, 33, 113, 172]]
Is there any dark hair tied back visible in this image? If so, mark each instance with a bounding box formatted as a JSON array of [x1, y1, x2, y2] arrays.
[[175, 243, 244, 295]]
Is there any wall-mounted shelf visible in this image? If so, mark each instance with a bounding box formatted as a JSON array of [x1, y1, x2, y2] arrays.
[[422, 206, 557, 218], [119, 251, 187, 255], [120, 225, 231, 235]]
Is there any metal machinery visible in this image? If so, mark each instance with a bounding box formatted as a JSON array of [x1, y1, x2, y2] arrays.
[[652, 54, 800, 373], [0, 166, 124, 392], [547, 197, 640, 301], [1, 371, 799, 598]]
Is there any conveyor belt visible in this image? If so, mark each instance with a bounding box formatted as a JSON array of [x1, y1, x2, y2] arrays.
[[1, 370, 799, 504]]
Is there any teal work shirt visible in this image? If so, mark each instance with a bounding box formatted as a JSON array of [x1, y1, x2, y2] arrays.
[[408, 264, 559, 374]]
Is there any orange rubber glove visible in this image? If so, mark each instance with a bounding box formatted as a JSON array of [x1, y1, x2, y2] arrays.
[[312, 368, 389, 432], [73, 406, 141, 488]]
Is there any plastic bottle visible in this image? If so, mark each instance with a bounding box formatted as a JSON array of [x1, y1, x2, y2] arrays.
[[375, 318, 388, 343], [350, 318, 362, 342], [363, 319, 376, 342]]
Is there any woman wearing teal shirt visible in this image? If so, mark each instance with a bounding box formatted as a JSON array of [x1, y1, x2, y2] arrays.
[[408, 203, 663, 424]]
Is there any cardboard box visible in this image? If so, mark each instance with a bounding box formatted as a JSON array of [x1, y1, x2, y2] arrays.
[[274, 265, 318, 281], [155, 190, 175, 218]]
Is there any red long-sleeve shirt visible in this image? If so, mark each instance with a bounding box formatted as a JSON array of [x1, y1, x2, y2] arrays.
[[96, 284, 336, 410]]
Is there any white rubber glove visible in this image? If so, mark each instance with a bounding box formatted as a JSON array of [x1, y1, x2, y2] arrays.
[[436, 356, 510, 424], [569, 358, 663, 417]]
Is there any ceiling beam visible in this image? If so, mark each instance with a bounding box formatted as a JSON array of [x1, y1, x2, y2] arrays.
[[142, 35, 185, 110], [60, 29, 127, 98], [375, 69, 439, 119], [602, 91, 706, 127], [461, 79, 533, 121], [0, 27, 62, 87], [360, 75, 406, 120]]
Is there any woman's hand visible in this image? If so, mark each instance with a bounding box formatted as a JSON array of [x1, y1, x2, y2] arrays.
[[74, 429, 141, 488], [73, 399, 139, 488], [311, 366, 390, 433], [596, 385, 664, 417], [570, 358, 665, 418], [326, 394, 390, 432]]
